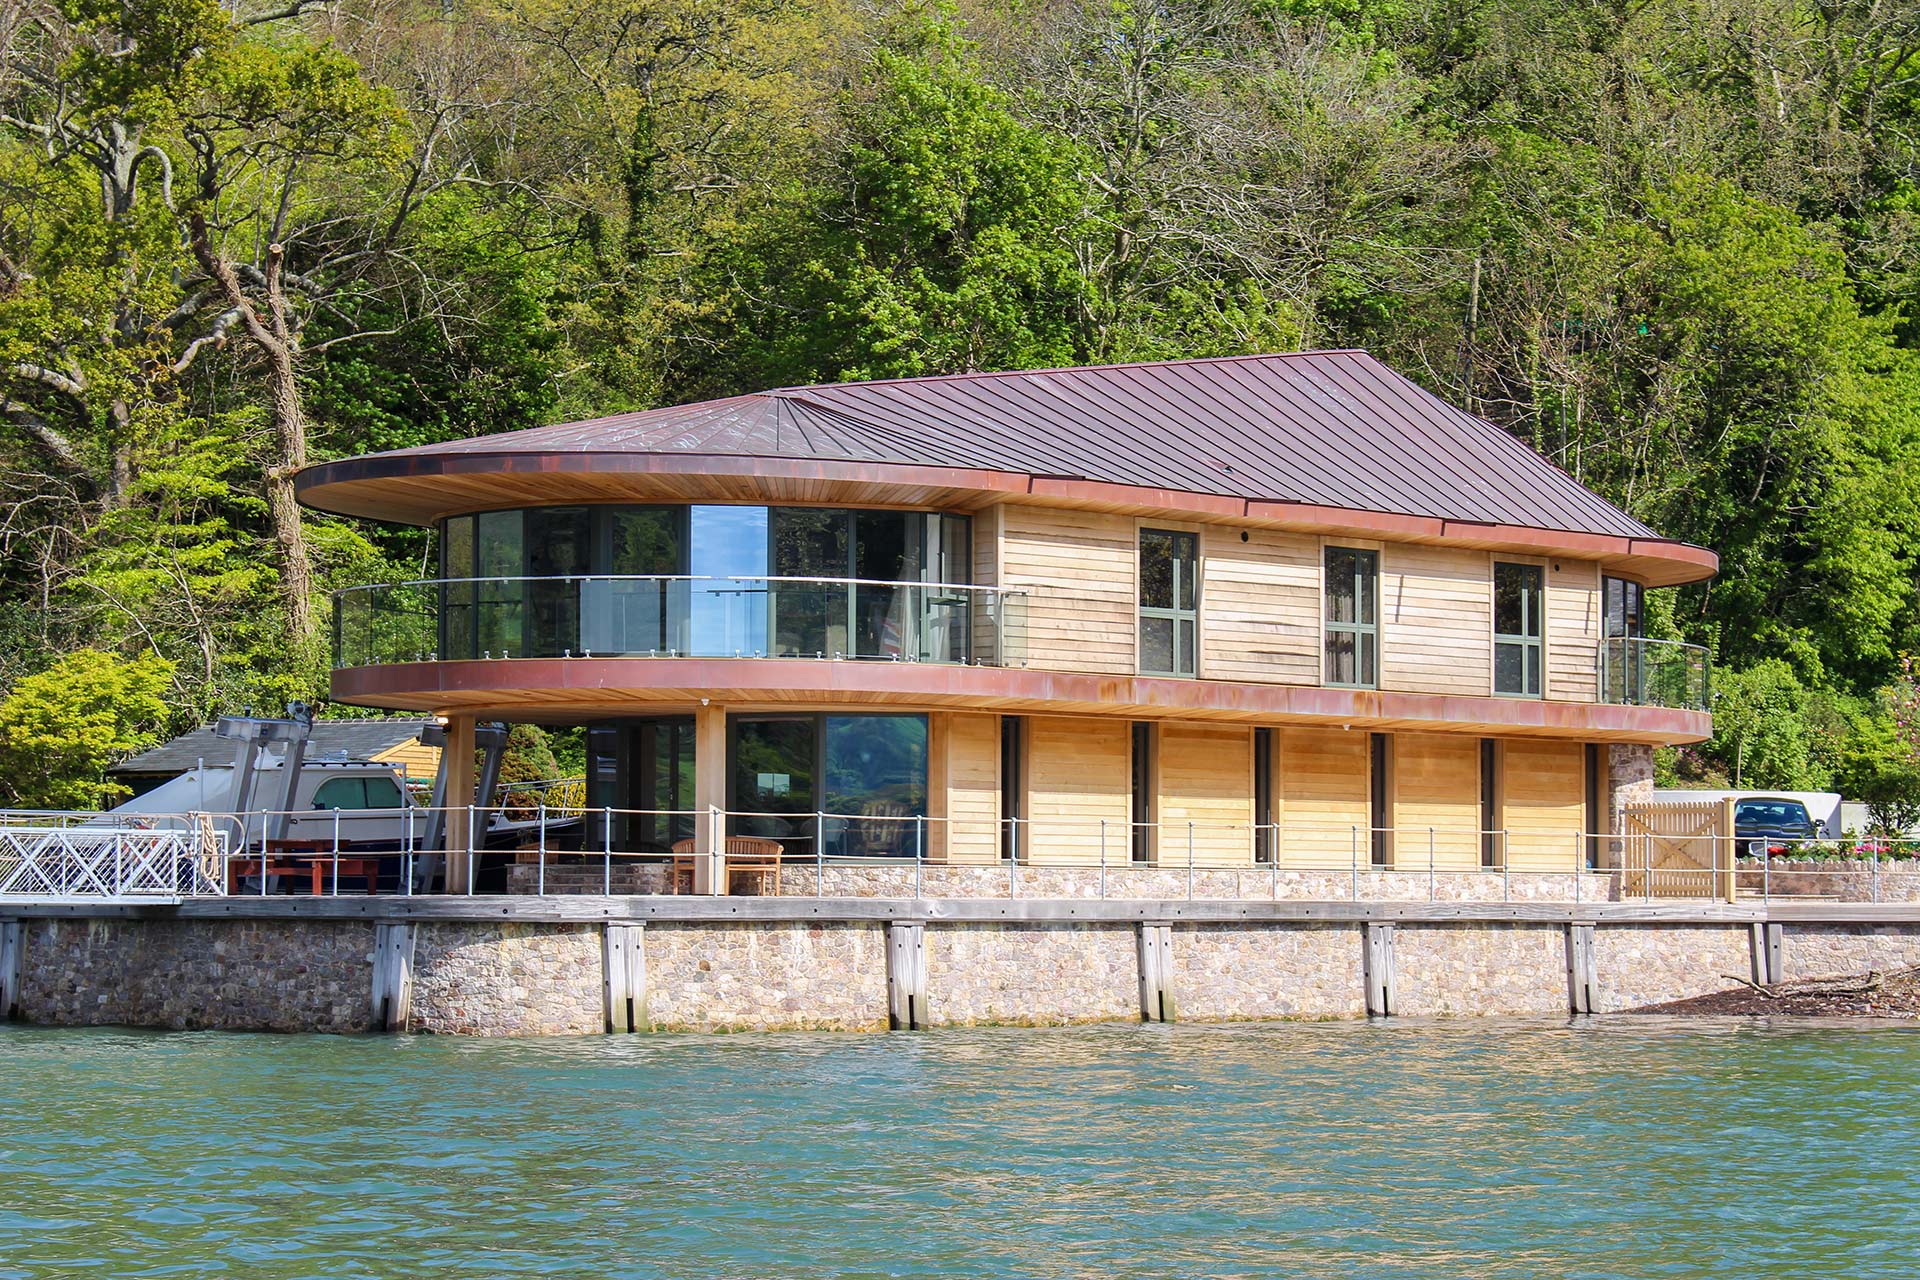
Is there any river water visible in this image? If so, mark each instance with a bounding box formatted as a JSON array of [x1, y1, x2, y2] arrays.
[[1, 1018, 1915, 1278]]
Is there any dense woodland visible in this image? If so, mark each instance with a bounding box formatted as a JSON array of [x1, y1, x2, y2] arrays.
[[4, 0, 1920, 815]]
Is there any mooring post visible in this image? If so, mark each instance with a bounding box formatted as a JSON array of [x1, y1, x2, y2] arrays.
[[1763, 921, 1785, 985], [603, 922, 649, 1033], [0, 919, 22, 1021], [1565, 922, 1597, 1015], [1363, 922, 1396, 1017], [1136, 921, 1176, 1022], [370, 922, 417, 1032], [885, 920, 928, 1030]]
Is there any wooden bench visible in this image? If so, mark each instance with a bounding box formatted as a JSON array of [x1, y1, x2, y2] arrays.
[[667, 837, 785, 895], [229, 843, 384, 895]]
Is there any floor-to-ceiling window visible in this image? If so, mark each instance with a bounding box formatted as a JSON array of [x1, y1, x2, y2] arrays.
[[1602, 577, 1646, 702], [728, 713, 929, 859], [584, 717, 695, 853]]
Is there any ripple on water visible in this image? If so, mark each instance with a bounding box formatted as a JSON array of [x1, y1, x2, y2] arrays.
[[0, 1018, 1916, 1279]]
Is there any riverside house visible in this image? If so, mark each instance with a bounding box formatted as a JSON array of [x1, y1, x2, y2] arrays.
[[301, 351, 1713, 894]]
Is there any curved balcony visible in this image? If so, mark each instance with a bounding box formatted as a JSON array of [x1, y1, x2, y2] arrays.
[[1599, 637, 1710, 712], [332, 576, 1030, 669]]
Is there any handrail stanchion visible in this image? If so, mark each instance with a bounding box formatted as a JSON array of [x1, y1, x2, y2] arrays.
[[1428, 828, 1436, 901], [914, 815, 924, 900], [1872, 839, 1880, 903], [466, 802, 476, 897], [261, 813, 268, 897], [331, 808, 341, 896], [403, 804, 414, 896], [1187, 822, 1195, 901], [1573, 830, 1581, 905], [1270, 826, 1278, 901], [1099, 818, 1108, 900], [537, 801, 547, 896], [1010, 822, 1018, 898], [1645, 833, 1653, 904], [1350, 825, 1358, 900], [816, 805, 826, 896], [603, 806, 613, 896], [1764, 842, 1771, 902]]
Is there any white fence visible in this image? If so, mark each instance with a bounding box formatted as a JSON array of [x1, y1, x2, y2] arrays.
[[0, 822, 228, 899]]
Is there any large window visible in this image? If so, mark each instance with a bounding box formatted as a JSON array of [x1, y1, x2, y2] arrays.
[[728, 713, 929, 859], [1254, 727, 1274, 864], [1370, 732, 1392, 867], [1131, 721, 1156, 862], [1602, 576, 1646, 703], [1001, 716, 1025, 863], [1493, 562, 1545, 698], [1138, 529, 1199, 677], [1325, 547, 1379, 688], [435, 505, 970, 661]]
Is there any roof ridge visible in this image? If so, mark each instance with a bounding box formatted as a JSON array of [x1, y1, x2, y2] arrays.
[[762, 350, 1371, 396]]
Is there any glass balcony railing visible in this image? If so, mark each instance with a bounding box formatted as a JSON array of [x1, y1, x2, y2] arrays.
[[1598, 637, 1710, 712], [332, 576, 1030, 670]]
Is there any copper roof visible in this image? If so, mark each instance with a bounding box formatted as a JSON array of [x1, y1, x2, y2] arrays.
[[301, 351, 1665, 542]]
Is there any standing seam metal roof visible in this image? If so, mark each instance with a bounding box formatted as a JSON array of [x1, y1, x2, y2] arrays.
[[333, 351, 1661, 540]]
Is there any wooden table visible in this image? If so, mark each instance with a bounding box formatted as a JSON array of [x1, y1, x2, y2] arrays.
[[228, 847, 384, 895]]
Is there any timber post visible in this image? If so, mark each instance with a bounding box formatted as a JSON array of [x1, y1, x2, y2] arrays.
[[1565, 922, 1597, 1014], [1136, 921, 1176, 1022], [370, 921, 416, 1032], [0, 919, 21, 1021], [604, 922, 649, 1033], [885, 920, 928, 1030], [1363, 922, 1396, 1017]]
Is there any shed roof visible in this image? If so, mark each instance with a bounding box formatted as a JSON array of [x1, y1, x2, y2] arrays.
[[297, 350, 1680, 548], [113, 718, 435, 775]]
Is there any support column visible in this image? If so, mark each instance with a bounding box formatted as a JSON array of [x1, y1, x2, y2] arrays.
[[604, 922, 649, 1033], [0, 919, 22, 1021], [442, 715, 477, 894], [1136, 921, 1176, 1022], [370, 922, 416, 1032], [1565, 922, 1597, 1014], [1363, 922, 1396, 1016], [693, 704, 728, 895], [886, 920, 928, 1030], [1760, 921, 1784, 985], [1604, 743, 1655, 870]]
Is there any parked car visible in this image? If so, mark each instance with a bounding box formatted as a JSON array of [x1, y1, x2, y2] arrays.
[[1734, 797, 1818, 857]]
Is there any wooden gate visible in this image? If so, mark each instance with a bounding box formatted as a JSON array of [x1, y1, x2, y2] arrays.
[[1618, 799, 1735, 901]]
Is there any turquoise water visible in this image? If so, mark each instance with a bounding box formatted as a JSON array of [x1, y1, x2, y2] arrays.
[[1, 1019, 1915, 1278]]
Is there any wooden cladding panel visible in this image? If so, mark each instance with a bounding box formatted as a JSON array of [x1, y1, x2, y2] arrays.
[[1276, 727, 1371, 866], [937, 712, 1001, 865], [1502, 738, 1586, 871], [1392, 733, 1482, 869], [1198, 526, 1319, 684], [371, 740, 440, 780], [999, 506, 1136, 675], [1381, 544, 1493, 696], [1025, 716, 1130, 865], [1157, 724, 1254, 865], [1548, 560, 1600, 703]]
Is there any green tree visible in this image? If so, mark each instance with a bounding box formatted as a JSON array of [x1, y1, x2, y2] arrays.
[[0, 649, 174, 809]]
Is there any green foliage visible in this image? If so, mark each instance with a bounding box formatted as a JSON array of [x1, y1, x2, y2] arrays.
[[0, 650, 174, 808]]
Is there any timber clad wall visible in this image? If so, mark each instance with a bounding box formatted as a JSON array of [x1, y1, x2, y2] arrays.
[[1000, 507, 1135, 674], [1392, 735, 1482, 869], [1198, 525, 1319, 683], [940, 712, 1001, 865], [1381, 544, 1494, 696], [1277, 727, 1372, 865], [1547, 560, 1601, 703], [1501, 740, 1587, 870], [1025, 716, 1130, 864], [1157, 725, 1253, 864]]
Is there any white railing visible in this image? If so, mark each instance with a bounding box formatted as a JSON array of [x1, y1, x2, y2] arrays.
[[0, 822, 228, 899]]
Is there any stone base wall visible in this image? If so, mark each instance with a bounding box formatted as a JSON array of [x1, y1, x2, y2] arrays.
[[1778, 924, 1920, 980], [1394, 923, 1569, 1017], [926, 923, 1137, 1026], [1589, 924, 1753, 1012], [16, 918, 375, 1033], [1734, 859, 1920, 903], [9, 908, 1917, 1036]]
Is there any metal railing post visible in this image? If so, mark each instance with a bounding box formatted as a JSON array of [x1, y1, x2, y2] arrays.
[[1572, 830, 1581, 905], [1099, 818, 1107, 900], [603, 806, 613, 895], [1501, 829, 1509, 902], [466, 803, 476, 897], [1350, 825, 1358, 900], [1645, 833, 1653, 904], [914, 815, 924, 899], [331, 808, 341, 897], [403, 804, 414, 896], [1428, 828, 1436, 901], [816, 805, 826, 896], [261, 813, 268, 897], [1187, 822, 1194, 901], [1764, 846, 1770, 902], [537, 801, 547, 896], [1872, 841, 1880, 903], [1010, 824, 1018, 898]]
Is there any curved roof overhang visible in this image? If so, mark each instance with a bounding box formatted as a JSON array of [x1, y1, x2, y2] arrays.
[[297, 451, 1717, 587], [330, 658, 1712, 745]]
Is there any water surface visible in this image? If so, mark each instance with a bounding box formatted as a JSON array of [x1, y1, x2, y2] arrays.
[[2, 1018, 1914, 1278]]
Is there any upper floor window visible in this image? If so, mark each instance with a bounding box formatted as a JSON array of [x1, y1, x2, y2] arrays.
[[1139, 529, 1198, 677], [1493, 562, 1544, 697], [1324, 547, 1378, 688]]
